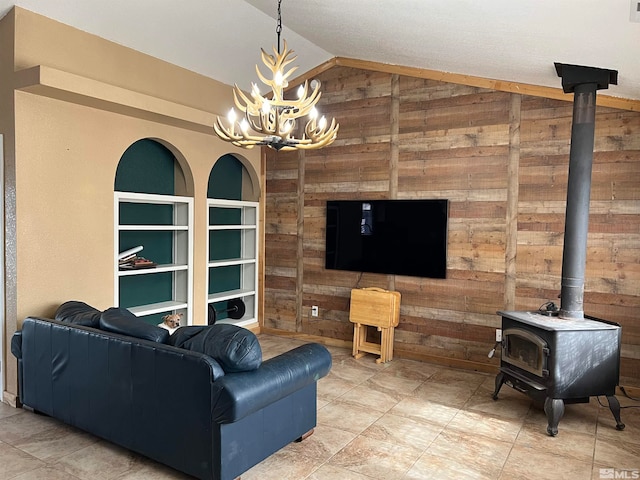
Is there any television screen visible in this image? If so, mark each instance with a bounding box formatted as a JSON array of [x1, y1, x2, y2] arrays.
[[325, 199, 448, 278]]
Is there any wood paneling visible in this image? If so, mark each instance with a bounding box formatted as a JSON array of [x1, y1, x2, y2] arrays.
[[263, 65, 640, 386]]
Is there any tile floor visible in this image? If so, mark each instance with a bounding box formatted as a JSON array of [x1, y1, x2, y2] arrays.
[[1, 334, 639, 480]]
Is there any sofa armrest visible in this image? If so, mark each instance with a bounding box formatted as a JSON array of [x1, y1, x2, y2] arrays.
[[11, 331, 22, 359], [212, 342, 332, 423]]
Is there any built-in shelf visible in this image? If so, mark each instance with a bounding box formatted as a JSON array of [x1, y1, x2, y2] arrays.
[[207, 199, 258, 326], [127, 300, 190, 317], [115, 191, 194, 325], [117, 263, 189, 276]]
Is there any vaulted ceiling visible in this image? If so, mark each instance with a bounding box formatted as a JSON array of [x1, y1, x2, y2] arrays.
[[1, 0, 639, 101]]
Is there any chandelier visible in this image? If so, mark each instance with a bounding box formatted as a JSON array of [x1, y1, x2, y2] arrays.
[[213, 0, 338, 151]]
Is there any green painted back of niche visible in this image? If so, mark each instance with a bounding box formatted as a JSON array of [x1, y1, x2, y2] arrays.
[[115, 139, 176, 323], [208, 155, 243, 318]]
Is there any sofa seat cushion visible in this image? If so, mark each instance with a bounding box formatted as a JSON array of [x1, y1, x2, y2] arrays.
[[55, 301, 102, 328], [168, 324, 262, 373], [100, 307, 169, 343]]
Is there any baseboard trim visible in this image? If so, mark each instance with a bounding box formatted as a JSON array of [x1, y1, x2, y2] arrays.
[[259, 327, 499, 375], [2, 391, 19, 408], [618, 385, 640, 399], [391, 349, 499, 375], [258, 328, 640, 392], [259, 327, 352, 350]]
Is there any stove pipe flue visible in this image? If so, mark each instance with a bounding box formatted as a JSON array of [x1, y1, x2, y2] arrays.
[[554, 63, 618, 319]]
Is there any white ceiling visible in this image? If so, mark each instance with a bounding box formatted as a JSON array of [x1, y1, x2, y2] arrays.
[[1, 0, 639, 101]]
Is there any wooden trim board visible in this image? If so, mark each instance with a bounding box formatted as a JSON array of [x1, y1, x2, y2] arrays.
[[288, 57, 640, 113]]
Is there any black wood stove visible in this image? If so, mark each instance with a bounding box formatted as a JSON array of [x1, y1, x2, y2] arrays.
[[493, 310, 624, 436], [492, 63, 626, 436]]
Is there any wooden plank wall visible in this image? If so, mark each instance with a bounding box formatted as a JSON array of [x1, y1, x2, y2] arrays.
[[264, 65, 640, 385], [518, 97, 640, 383]]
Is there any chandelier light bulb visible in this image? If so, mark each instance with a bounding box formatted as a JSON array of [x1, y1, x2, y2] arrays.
[[274, 70, 284, 87], [319, 115, 327, 130], [227, 108, 237, 124], [282, 120, 293, 134], [297, 84, 305, 99], [261, 100, 271, 115], [309, 107, 318, 120], [240, 118, 250, 133]]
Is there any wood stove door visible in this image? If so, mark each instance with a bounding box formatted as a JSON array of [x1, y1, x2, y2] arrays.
[[502, 328, 549, 378]]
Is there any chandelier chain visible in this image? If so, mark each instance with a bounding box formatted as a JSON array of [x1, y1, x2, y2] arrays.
[[276, 0, 282, 54]]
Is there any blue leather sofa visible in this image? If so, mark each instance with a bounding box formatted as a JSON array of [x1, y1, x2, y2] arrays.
[[11, 304, 332, 480]]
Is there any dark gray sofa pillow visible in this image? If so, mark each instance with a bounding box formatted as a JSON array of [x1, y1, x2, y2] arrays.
[[55, 301, 102, 328], [168, 324, 262, 373], [100, 307, 169, 344]]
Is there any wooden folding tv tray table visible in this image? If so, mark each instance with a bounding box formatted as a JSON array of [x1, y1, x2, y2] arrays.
[[349, 287, 401, 363]]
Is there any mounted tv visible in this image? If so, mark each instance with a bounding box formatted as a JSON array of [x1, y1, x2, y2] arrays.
[[325, 199, 448, 278]]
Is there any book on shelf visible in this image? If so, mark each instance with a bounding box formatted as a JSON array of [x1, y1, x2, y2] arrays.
[[119, 255, 157, 270]]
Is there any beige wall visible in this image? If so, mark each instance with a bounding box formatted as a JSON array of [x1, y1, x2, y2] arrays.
[[2, 7, 261, 403], [12, 7, 232, 113]]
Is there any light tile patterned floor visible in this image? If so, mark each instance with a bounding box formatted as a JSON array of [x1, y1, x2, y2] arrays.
[[1, 334, 639, 479]]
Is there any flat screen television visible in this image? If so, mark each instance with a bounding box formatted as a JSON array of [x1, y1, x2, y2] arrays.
[[325, 199, 448, 278]]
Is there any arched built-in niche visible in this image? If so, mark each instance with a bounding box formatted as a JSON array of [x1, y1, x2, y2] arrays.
[[115, 138, 193, 196], [207, 153, 260, 201], [206, 154, 260, 326], [114, 138, 194, 326]]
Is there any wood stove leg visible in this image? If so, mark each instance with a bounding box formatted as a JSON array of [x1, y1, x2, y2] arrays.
[[492, 372, 505, 400], [544, 398, 565, 436], [606, 395, 625, 431]]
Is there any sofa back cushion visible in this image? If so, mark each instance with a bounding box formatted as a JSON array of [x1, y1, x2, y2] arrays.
[[168, 324, 262, 373], [100, 307, 169, 343], [55, 301, 102, 328]]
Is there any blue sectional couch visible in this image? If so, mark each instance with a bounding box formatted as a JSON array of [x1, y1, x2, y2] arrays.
[[11, 302, 332, 480]]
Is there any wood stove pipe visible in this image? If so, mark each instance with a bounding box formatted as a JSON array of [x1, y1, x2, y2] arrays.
[[554, 63, 618, 319]]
